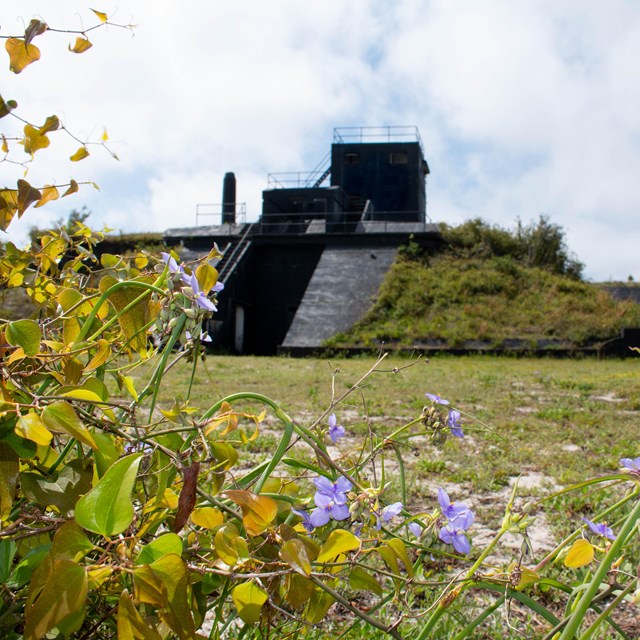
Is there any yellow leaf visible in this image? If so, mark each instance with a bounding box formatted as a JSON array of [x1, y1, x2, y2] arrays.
[[1, 135, 8, 154], [70, 146, 90, 162], [69, 37, 93, 54], [231, 582, 268, 624], [23, 124, 50, 155], [16, 412, 53, 446], [5, 37, 41, 73], [317, 529, 360, 563], [196, 263, 220, 294], [62, 180, 79, 197], [222, 490, 278, 537], [39, 115, 60, 134], [91, 9, 109, 23], [565, 538, 594, 568], [191, 506, 224, 529], [86, 339, 111, 371], [101, 127, 109, 141], [34, 185, 59, 208], [122, 376, 139, 402], [203, 401, 238, 436], [0, 189, 19, 231]]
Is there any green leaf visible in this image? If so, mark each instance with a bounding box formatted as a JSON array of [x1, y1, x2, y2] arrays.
[[0, 539, 17, 583], [75, 454, 142, 536], [316, 529, 360, 563], [135, 555, 195, 640], [41, 401, 98, 450], [0, 94, 18, 118], [6, 319, 41, 356], [136, 533, 183, 565], [51, 522, 94, 562], [283, 573, 314, 609], [349, 566, 382, 596], [385, 538, 414, 577], [279, 539, 311, 576], [8, 545, 51, 589], [214, 524, 249, 566], [117, 589, 163, 640], [304, 587, 334, 624], [0, 442, 19, 518], [91, 431, 119, 478], [231, 581, 268, 624], [2, 430, 37, 459], [21, 460, 92, 515], [23, 558, 87, 640], [99, 275, 154, 354]]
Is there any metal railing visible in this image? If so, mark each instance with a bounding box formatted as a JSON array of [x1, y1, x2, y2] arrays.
[[195, 202, 247, 226], [217, 223, 254, 282], [252, 210, 433, 235], [333, 125, 424, 151]]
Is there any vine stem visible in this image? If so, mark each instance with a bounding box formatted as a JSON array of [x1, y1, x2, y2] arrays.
[[558, 495, 640, 640], [415, 525, 509, 640]]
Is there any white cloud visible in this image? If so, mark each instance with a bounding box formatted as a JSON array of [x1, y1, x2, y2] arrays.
[[2, 1, 640, 280]]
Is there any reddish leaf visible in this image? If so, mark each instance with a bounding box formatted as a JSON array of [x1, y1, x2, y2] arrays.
[[173, 461, 200, 533]]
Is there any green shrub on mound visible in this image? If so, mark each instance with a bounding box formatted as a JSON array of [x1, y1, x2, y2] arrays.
[[328, 219, 640, 349]]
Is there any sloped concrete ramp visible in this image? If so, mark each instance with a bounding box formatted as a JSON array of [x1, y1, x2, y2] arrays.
[[282, 246, 398, 349]]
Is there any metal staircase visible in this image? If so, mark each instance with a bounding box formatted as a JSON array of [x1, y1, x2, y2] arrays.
[[217, 223, 254, 282]]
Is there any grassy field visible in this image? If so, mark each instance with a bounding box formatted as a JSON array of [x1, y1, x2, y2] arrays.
[[142, 353, 640, 638], [153, 353, 639, 483], [149, 353, 640, 533]]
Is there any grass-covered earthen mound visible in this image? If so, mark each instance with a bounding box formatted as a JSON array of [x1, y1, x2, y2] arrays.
[[327, 217, 640, 350]]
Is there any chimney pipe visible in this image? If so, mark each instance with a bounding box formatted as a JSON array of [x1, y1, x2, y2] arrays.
[[222, 172, 236, 224]]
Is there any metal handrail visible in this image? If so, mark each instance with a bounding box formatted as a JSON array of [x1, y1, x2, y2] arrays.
[[217, 223, 254, 282], [333, 125, 424, 151], [252, 210, 433, 235], [195, 202, 247, 226]]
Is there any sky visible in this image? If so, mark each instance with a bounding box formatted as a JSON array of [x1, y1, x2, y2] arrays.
[[2, 0, 640, 281]]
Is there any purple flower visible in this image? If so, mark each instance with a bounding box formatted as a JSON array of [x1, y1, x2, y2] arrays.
[[408, 522, 423, 538], [328, 413, 346, 443], [438, 488, 472, 523], [314, 476, 352, 505], [187, 273, 217, 312], [212, 281, 225, 293], [620, 457, 640, 473], [447, 410, 464, 438], [309, 493, 351, 527], [161, 252, 184, 275], [291, 508, 314, 532], [439, 522, 471, 554], [425, 393, 450, 406], [185, 330, 212, 343], [376, 501, 403, 529], [582, 518, 616, 541]]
